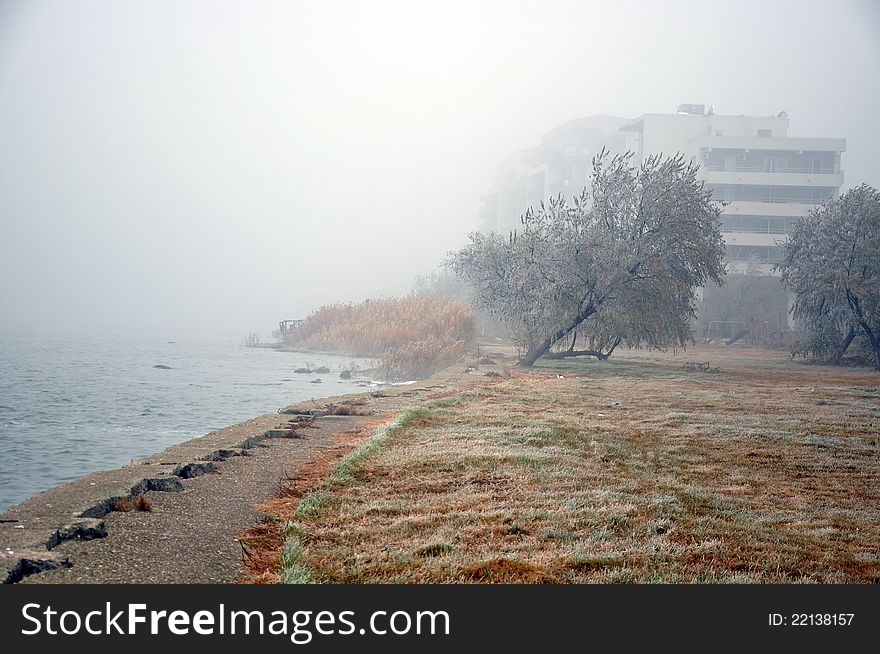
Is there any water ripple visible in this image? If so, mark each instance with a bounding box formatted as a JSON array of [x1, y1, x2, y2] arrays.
[[0, 335, 377, 512]]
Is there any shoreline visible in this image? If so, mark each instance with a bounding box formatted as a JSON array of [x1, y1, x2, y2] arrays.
[[0, 338, 385, 516], [4, 345, 878, 583], [0, 355, 510, 584], [0, 407, 297, 583]]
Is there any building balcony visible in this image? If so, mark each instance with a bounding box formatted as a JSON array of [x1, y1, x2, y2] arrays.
[[694, 134, 846, 153], [720, 224, 791, 235], [718, 201, 812, 217], [701, 169, 843, 187], [705, 163, 838, 175], [724, 260, 779, 276], [722, 232, 788, 248]]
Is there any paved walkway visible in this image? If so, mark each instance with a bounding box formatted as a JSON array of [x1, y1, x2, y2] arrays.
[[19, 415, 375, 583]]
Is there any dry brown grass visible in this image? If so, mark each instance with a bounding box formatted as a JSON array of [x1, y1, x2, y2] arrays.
[[238, 420, 388, 583], [324, 403, 370, 417], [283, 296, 475, 379], [280, 347, 880, 583], [112, 494, 153, 512]]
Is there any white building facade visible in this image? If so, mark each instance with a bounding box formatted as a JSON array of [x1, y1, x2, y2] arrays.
[[621, 105, 846, 275]]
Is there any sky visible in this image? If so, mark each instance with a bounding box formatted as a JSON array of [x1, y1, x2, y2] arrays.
[[1, 0, 878, 339]]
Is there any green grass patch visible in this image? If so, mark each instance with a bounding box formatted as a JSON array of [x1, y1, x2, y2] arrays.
[[281, 532, 312, 584], [295, 491, 331, 519]]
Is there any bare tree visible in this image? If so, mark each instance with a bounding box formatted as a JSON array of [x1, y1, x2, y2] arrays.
[[777, 184, 880, 370], [450, 151, 725, 366]]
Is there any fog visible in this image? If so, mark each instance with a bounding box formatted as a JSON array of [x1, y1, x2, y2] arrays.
[[1, 0, 878, 339]]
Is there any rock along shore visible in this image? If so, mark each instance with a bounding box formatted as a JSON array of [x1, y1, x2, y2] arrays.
[[0, 356, 508, 584]]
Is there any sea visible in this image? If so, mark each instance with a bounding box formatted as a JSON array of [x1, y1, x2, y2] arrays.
[[0, 334, 378, 513]]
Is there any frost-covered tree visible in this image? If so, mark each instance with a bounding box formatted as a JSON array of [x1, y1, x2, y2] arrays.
[[777, 184, 880, 370], [450, 151, 726, 366]]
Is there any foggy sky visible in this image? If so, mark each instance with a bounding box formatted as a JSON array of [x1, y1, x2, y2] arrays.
[[1, 0, 878, 339]]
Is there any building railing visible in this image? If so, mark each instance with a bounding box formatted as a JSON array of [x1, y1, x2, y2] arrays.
[[705, 164, 838, 174], [724, 252, 785, 265], [720, 226, 790, 234], [718, 196, 831, 204], [764, 197, 831, 204]]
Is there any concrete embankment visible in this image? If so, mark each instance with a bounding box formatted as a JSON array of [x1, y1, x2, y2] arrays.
[[0, 411, 299, 583]]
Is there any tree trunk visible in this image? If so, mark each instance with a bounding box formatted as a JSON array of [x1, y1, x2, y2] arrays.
[[546, 336, 622, 361], [547, 349, 605, 360], [869, 333, 880, 372], [600, 335, 621, 360], [518, 305, 596, 367], [858, 321, 880, 371], [834, 326, 856, 364], [567, 331, 577, 352]]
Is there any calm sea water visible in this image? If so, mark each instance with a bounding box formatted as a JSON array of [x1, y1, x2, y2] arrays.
[[0, 335, 377, 512]]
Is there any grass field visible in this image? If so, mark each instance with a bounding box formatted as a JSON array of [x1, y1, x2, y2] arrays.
[[268, 347, 880, 583]]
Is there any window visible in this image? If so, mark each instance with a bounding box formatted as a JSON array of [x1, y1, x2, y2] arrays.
[[757, 129, 772, 138]]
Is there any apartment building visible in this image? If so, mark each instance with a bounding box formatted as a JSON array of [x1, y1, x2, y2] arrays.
[[479, 106, 846, 333], [482, 106, 846, 276], [621, 104, 846, 274]]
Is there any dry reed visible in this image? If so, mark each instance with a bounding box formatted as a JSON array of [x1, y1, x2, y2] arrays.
[[285, 296, 475, 379]]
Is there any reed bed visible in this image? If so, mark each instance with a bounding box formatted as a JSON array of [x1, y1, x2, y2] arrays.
[[285, 296, 475, 379]]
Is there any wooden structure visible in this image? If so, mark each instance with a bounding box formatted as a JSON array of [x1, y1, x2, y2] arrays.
[[278, 319, 305, 335]]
